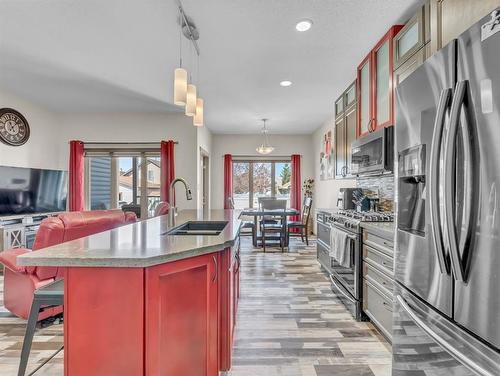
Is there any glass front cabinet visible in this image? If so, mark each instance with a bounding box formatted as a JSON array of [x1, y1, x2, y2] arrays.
[[356, 25, 403, 138], [334, 81, 357, 179]]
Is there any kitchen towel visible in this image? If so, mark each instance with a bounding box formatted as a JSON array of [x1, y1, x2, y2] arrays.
[[329, 225, 352, 268]]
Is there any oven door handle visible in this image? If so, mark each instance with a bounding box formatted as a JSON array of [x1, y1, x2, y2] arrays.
[[329, 275, 356, 304]]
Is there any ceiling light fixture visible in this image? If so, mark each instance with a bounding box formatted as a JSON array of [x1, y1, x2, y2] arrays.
[[280, 80, 292, 87], [256, 119, 274, 155], [295, 19, 313, 32], [193, 98, 204, 126], [174, 0, 205, 126], [173, 15, 187, 105], [185, 83, 197, 116]]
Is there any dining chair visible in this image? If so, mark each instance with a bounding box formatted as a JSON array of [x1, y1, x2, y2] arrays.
[[154, 201, 170, 216], [260, 199, 287, 252], [228, 197, 256, 242], [258, 197, 279, 225], [287, 197, 313, 246]]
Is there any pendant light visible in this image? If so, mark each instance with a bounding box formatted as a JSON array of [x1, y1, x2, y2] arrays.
[[185, 83, 197, 116], [256, 119, 274, 155], [173, 16, 188, 106], [174, 68, 187, 105], [193, 54, 204, 126], [185, 40, 197, 117], [193, 98, 204, 126]]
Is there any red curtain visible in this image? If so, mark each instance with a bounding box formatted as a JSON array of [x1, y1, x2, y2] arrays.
[[223, 154, 233, 209], [160, 140, 176, 205], [69, 140, 84, 211], [290, 154, 302, 226]]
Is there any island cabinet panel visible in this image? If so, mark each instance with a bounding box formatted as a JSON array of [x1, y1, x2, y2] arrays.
[[64, 267, 145, 376], [220, 238, 241, 371], [219, 248, 232, 371], [145, 253, 219, 376]]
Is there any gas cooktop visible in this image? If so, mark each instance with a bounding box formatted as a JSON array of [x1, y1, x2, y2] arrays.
[[336, 210, 394, 222], [327, 210, 394, 232]]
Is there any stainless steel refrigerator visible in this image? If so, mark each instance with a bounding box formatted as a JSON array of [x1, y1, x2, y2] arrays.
[[393, 9, 500, 375]]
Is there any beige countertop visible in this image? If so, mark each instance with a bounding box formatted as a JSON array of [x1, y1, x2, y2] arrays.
[[17, 209, 242, 268]]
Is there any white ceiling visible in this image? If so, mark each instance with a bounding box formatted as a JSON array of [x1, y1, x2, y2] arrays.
[[0, 0, 420, 134]]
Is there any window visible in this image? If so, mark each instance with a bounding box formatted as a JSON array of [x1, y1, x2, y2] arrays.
[[85, 149, 161, 218], [232, 159, 291, 209]]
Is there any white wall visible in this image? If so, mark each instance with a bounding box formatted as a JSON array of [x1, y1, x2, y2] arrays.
[[312, 115, 356, 211], [58, 112, 199, 210], [211, 134, 315, 209], [197, 125, 212, 210], [0, 89, 64, 170]]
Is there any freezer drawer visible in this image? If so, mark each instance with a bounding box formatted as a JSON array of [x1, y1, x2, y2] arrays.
[[363, 244, 394, 275], [363, 278, 393, 342], [392, 284, 500, 376]]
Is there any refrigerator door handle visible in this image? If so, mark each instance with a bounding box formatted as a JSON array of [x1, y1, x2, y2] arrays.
[[444, 80, 477, 282], [429, 88, 452, 274], [396, 294, 495, 376]]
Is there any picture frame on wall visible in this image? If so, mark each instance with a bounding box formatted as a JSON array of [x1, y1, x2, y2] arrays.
[[319, 130, 334, 180]]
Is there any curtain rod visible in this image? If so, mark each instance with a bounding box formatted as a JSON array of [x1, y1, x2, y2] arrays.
[[224, 154, 301, 158], [72, 141, 179, 145]]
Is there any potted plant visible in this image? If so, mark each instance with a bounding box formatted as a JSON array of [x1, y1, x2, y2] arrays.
[[302, 178, 314, 234]]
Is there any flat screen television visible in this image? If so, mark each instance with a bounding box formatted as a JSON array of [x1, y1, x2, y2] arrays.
[[0, 166, 68, 216]]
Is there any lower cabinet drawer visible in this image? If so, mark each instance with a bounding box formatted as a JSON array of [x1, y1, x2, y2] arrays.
[[363, 262, 394, 295], [363, 244, 394, 275], [363, 278, 393, 342], [363, 231, 393, 256]]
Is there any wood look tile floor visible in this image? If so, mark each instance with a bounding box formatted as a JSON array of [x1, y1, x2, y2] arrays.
[[0, 236, 391, 375], [228, 237, 391, 376]]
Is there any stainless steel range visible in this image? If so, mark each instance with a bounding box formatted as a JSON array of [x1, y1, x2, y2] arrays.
[[317, 210, 393, 320]]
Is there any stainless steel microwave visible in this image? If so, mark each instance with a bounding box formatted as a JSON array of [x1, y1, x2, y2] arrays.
[[350, 127, 393, 176]]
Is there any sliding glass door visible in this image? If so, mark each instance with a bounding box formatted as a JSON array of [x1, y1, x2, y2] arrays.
[[232, 159, 291, 209], [252, 162, 272, 208]]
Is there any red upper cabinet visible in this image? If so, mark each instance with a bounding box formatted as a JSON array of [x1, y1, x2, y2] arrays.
[[357, 25, 403, 138]]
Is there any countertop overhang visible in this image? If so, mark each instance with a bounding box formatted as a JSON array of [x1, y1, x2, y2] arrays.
[[17, 209, 242, 268]]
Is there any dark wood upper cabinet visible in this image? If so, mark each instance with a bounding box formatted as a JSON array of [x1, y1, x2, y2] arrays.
[[357, 25, 403, 139], [430, 0, 500, 54], [394, 3, 429, 70], [334, 80, 357, 179]]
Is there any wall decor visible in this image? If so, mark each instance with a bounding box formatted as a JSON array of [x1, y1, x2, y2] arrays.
[[319, 130, 334, 180], [0, 108, 30, 146]]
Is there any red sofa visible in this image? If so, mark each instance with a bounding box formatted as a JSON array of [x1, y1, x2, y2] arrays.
[[0, 209, 136, 320]]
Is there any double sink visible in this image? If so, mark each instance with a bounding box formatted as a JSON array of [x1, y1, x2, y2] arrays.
[[165, 221, 228, 236]]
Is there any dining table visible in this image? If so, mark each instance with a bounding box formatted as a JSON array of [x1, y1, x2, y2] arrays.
[[239, 208, 300, 247]]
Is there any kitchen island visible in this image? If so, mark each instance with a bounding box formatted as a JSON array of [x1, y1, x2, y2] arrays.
[[17, 209, 242, 376]]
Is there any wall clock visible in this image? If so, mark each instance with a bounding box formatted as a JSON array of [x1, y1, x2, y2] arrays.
[[0, 108, 30, 146]]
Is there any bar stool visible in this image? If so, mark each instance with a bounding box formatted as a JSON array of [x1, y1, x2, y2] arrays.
[[18, 279, 64, 376]]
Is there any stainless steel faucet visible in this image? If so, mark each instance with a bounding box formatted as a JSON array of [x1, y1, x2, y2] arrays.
[[169, 178, 193, 225]]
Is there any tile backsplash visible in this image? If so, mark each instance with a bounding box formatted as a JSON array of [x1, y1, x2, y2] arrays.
[[357, 175, 395, 212]]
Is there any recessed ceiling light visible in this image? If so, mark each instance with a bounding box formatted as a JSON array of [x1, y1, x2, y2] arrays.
[[280, 80, 292, 87], [296, 19, 312, 32]]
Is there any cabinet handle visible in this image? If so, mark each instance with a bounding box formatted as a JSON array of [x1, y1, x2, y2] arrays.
[[382, 301, 393, 312], [212, 255, 218, 283]]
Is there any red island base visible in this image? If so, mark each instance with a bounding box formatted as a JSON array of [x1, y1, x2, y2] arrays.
[[63, 244, 240, 375]]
